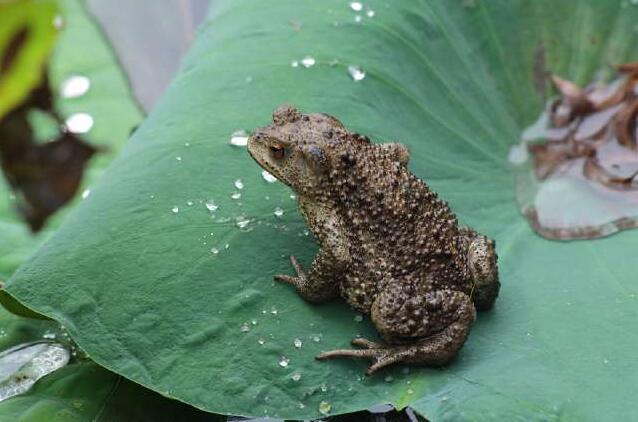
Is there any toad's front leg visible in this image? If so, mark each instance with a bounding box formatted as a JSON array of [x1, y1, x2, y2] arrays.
[[276, 199, 350, 303], [275, 248, 344, 303], [317, 286, 476, 374]]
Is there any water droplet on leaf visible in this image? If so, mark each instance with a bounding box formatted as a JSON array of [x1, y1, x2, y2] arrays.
[[261, 170, 277, 183], [301, 56, 316, 68], [205, 200, 218, 212], [236, 216, 250, 229], [278, 356, 290, 367], [60, 75, 90, 98], [230, 129, 249, 146], [348, 65, 366, 81], [65, 113, 93, 133], [319, 401, 332, 415]]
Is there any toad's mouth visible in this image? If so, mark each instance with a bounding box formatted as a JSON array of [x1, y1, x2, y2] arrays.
[[246, 139, 289, 186]]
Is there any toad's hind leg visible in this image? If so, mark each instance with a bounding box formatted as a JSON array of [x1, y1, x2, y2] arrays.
[[316, 285, 476, 374]]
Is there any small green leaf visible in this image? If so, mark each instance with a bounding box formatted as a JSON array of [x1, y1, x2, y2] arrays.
[[0, 0, 58, 119]]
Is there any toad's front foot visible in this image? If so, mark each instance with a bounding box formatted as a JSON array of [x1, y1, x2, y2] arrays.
[[316, 338, 411, 375], [274, 255, 306, 286]]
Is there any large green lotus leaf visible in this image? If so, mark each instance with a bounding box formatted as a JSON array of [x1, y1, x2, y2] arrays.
[[0, 0, 143, 279], [6, 0, 638, 420]]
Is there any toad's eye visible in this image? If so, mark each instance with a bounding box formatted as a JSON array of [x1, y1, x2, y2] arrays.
[[269, 144, 285, 159]]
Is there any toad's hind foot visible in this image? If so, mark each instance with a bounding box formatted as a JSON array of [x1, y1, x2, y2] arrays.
[[316, 337, 408, 375], [318, 289, 476, 375], [316, 332, 464, 375]]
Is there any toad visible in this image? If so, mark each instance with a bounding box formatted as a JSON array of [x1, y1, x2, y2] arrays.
[[247, 105, 500, 374]]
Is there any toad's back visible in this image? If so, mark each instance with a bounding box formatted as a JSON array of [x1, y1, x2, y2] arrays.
[[313, 141, 470, 312]]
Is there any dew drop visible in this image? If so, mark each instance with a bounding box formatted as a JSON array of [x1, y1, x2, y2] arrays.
[[293, 338, 303, 348], [171, 206, 179, 214], [240, 323, 251, 333], [65, 113, 94, 134], [231, 192, 242, 200], [291, 372, 301, 381], [366, 9, 375, 17], [52, 15, 64, 29], [176, 156, 182, 162], [60, 75, 90, 98], [210, 247, 219, 255], [184, 142, 190, 147], [278, 356, 290, 367], [349, 2, 363, 11], [384, 375, 394, 383], [274, 207, 284, 217], [42, 331, 56, 340], [230, 129, 249, 146], [205, 200, 218, 212], [354, 14, 362, 22], [258, 338, 266, 345], [348, 65, 366, 81], [236, 216, 250, 229], [320, 383, 328, 392], [81, 189, 91, 199], [301, 56, 316, 68], [291, 60, 299, 68], [187, 201, 193, 206], [319, 401, 332, 415], [270, 307, 278, 315], [312, 335, 321, 342], [354, 315, 363, 322], [261, 170, 278, 183], [234, 179, 244, 190], [407, 388, 414, 395]]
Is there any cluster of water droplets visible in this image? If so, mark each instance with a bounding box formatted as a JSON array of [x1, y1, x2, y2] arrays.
[[288, 2, 371, 83], [349, 1, 375, 21], [59, 75, 94, 134]]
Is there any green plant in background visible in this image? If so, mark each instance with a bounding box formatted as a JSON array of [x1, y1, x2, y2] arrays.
[[1, 0, 638, 420]]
